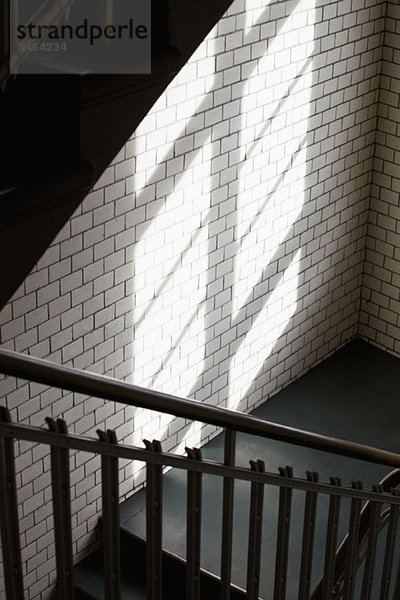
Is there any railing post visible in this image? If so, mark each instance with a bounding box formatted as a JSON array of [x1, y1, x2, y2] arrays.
[[321, 477, 341, 600], [97, 429, 121, 600], [380, 489, 400, 600], [274, 466, 293, 600], [144, 439, 163, 600], [186, 447, 203, 600], [361, 484, 383, 600], [246, 459, 265, 600], [298, 471, 319, 600], [0, 406, 24, 600], [220, 428, 236, 600], [46, 417, 75, 600], [343, 480, 363, 599]]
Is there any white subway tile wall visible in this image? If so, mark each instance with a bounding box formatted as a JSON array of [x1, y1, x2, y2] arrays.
[[0, 0, 390, 597], [360, 1, 400, 352]]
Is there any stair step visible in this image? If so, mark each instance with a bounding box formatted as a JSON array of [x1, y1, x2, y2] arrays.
[[75, 534, 151, 600], [75, 529, 246, 600], [75, 538, 149, 600]]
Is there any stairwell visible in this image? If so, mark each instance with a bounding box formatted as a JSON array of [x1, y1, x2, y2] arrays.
[[1, 2, 400, 599]]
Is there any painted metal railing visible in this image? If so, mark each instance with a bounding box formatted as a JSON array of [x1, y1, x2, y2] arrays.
[[1, 348, 400, 600]]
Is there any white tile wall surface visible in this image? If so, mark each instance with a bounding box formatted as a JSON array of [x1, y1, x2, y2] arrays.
[[360, 1, 400, 352], [0, 0, 392, 597]]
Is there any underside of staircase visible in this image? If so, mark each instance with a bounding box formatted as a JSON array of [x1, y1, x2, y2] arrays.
[[0, 0, 235, 310]]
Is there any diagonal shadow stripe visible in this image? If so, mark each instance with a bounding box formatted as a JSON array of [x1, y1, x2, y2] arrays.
[[135, 59, 311, 328], [188, 208, 305, 399], [234, 132, 309, 258], [150, 214, 306, 445], [145, 134, 308, 387], [132, 0, 303, 241], [148, 293, 207, 388]]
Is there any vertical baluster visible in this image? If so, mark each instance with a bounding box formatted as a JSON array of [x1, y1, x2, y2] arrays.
[[0, 407, 24, 600], [361, 485, 383, 600], [342, 481, 363, 600], [186, 447, 203, 600], [321, 477, 341, 600], [380, 491, 400, 600], [246, 459, 265, 600], [274, 466, 293, 600], [46, 417, 75, 600], [220, 428, 236, 600], [144, 439, 163, 600], [98, 429, 121, 600], [298, 471, 319, 600]]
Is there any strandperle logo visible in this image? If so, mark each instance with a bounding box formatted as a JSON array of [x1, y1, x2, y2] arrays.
[[16, 18, 148, 46], [10, 0, 151, 74]]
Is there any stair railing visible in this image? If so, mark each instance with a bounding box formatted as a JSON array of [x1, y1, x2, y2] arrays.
[[1, 347, 400, 600], [310, 468, 400, 600]]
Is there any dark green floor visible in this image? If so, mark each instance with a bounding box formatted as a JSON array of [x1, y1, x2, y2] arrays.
[[121, 339, 400, 599], [77, 339, 400, 599]]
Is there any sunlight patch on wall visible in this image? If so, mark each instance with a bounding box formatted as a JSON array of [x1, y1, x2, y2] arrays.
[[133, 38, 218, 175], [129, 0, 317, 470], [227, 248, 301, 410], [132, 163, 211, 395], [227, 0, 316, 409]]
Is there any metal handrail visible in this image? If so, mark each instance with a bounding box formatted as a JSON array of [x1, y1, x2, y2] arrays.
[[2, 417, 399, 503], [1, 347, 400, 468]]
